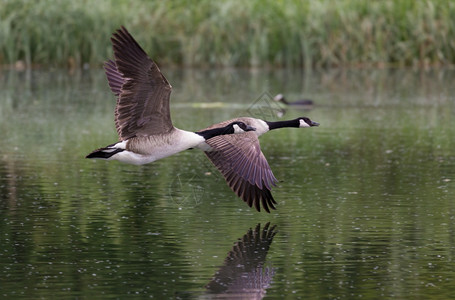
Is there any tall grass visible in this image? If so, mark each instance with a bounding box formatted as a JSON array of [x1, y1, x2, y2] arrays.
[[1, 0, 454, 68]]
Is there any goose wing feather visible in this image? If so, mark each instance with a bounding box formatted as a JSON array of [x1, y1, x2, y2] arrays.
[[104, 59, 124, 97], [110, 26, 173, 140], [204, 131, 278, 212]]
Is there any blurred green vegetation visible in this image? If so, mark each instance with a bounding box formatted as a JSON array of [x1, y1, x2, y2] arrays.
[[1, 0, 455, 68]]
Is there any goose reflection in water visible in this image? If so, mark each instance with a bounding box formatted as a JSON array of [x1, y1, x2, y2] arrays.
[[205, 222, 277, 299]]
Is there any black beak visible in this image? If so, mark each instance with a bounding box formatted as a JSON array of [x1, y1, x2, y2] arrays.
[[245, 125, 256, 131], [310, 121, 320, 127]]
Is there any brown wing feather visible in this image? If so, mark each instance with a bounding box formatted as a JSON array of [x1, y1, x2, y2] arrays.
[[110, 26, 173, 140], [204, 131, 278, 212], [104, 59, 124, 97]]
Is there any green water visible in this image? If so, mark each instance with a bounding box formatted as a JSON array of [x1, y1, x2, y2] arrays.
[[0, 68, 454, 298]]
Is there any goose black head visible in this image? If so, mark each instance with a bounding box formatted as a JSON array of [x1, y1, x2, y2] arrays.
[[298, 117, 319, 128], [231, 121, 256, 133]]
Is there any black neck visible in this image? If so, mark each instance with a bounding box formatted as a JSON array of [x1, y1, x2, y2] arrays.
[[266, 119, 300, 130], [196, 126, 233, 140]]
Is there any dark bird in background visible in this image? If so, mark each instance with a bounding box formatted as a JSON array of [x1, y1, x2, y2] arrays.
[[274, 93, 314, 106]]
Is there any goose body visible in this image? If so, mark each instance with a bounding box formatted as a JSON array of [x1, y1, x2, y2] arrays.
[[87, 125, 252, 165], [86, 27, 254, 165], [109, 130, 204, 165]]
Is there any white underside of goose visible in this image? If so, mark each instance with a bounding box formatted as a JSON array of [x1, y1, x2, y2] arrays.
[[107, 129, 207, 165]]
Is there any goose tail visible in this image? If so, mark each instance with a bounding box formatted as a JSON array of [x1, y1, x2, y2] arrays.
[[86, 145, 125, 159]]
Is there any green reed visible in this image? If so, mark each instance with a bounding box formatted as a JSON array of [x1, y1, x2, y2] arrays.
[[1, 0, 454, 68]]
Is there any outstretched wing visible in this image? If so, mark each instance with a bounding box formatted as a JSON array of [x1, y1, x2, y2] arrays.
[[204, 132, 278, 212], [110, 26, 173, 140], [104, 59, 123, 97]]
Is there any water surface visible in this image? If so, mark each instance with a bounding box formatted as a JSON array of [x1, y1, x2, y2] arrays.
[[1, 68, 454, 298]]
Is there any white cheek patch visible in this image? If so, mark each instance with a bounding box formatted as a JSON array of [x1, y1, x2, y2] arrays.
[[233, 124, 244, 133], [299, 119, 310, 128]]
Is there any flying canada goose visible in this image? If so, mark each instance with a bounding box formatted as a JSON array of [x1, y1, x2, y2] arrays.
[[200, 116, 318, 212], [95, 27, 320, 213], [86, 27, 255, 165], [274, 93, 314, 106]]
